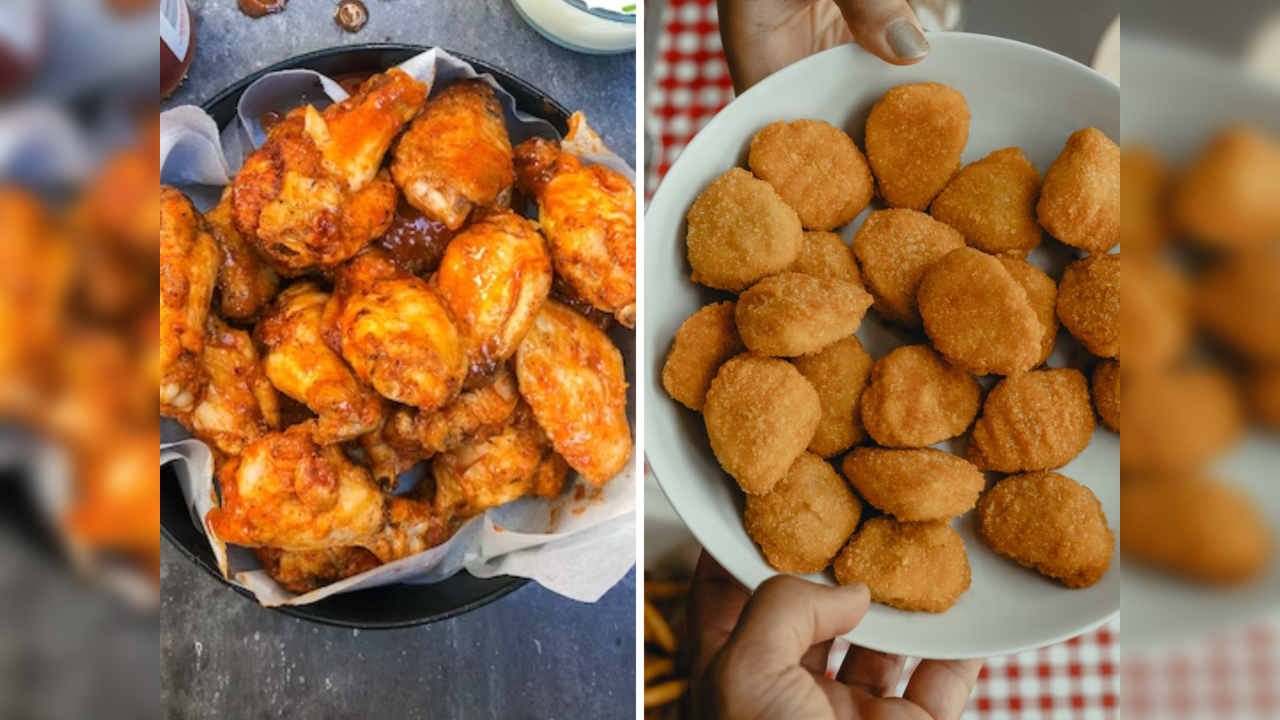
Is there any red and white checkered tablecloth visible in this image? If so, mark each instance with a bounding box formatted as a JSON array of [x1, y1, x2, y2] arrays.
[[644, 2, 1278, 718]]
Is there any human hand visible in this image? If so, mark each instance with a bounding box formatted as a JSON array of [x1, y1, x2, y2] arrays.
[[689, 552, 983, 719], [716, 0, 931, 93]]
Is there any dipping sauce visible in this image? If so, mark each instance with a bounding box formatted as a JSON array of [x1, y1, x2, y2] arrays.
[[376, 198, 454, 277], [160, 0, 196, 99], [238, 0, 288, 19]]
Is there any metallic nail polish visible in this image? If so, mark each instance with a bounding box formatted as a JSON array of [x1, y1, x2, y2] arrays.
[[886, 19, 930, 60]]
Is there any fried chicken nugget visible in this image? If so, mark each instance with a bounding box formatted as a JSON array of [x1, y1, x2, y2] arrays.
[[1122, 475, 1271, 586], [860, 345, 981, 448], [851, 209, 965, 328], [662, 302, 745, 411], [865, 82, 970, 212], [833, 517, 971, 613], [704, 354, 821, 494], [998, 256, 1058, 366], [793, 336, 874, 458], [748, 119, 875, 231], [1122, 367, 1243, 472], [744, 452, 862, 574], [969, 369, 1096, 472], [686, 168, 803, 292], [1172, 126, 1280, 252], [1056, 252, 1119, 360], [841, 447, 983, 522], [1249, 365, 1280, 432], [976, 472, 1114, 588], [930, 148, 1043, 258], [1120, 146, 1171, 255], [734, 272, 873, 357], [918, 248, 1043, 376], [1199, 255, 1280, 362], [788, 231, 862, 287], [1036, 128, 1121, 253], [1093, 359, 1120, 433], [1124, 257, 1191, 372]]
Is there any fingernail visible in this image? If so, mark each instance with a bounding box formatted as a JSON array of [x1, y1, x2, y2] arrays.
[[886, 19, 930, 60]]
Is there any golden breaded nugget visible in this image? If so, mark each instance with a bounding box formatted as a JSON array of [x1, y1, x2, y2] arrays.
[[735, 272, 873, 357], [1122, 475, 1271, 586], [788, 231, 862, 288], [745, 452, 862, 574], [976, 472, 1114, 588], [1249, 365, 1280, 432], [1172, 126, 1280, 251], [833, 517, 971, 613], [1037, 128, 1121, 253], [748, 120, 875, 231], [930, 147, 1043, 257], [1199, 255, 1280, 362], [969, 368, 1096, 472], [662, 302, 745, 411], [1122, 367, 1243, 473], [1093, 359, 1120, 433], [918, 248, 1043, 376], [704, 354, 821, 494], [1057, 252, 1119, 360], [998, 256, 1058, 367], [841, 447, 983, 522], [1123, 257, 1191, 372], [851, 209, 965, 328], [1120, 146, 1171, 255], [860, 345, 981, 448], [865, 82, 970, 212], [793, 336, 874, 458], [686, 168, 803, 292]]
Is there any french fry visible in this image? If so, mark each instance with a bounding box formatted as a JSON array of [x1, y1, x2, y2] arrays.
[[644, 655, 675, 684], [644, 599, 678, 653], [644, 679, 690, 708], [644, 579, 690, 601]]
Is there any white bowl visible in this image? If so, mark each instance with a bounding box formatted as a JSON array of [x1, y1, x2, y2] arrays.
[[643, 33, 1120, 659], [511, 0, 636, 55]]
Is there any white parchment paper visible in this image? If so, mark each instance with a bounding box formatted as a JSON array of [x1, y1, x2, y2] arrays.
[[158, 49, 637, 606]]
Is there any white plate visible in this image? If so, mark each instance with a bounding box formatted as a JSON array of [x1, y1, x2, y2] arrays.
[[643, 33, 1120, 660], [1120, 35, 1280, 650]]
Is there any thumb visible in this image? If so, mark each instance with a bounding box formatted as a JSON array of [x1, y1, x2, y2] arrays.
[[726, 575, 871, 662], [832, 0, 932, 65]]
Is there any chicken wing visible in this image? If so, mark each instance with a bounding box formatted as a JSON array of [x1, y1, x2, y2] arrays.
[[209, 427, 386, 551], [254, 546, 382, 594], [256, 282, 384, 444], [514, 127, 636, 328], [435, 208, 552, 372], [232, 69, 427, 275], [206, 187, 279, 322], [432, 402, 570, 518], [362, 495, 450, 564], [390, 79, 515, 230], [323, 249, 467, 412], [514, 299, 631, 485], [160, 186, 219, 416], [182, 316, 281, 457]]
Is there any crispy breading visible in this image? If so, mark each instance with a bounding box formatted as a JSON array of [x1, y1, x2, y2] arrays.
[[859, 345, 980, 448], [744, 452, 862, 574], [1120, 146, 1171, 255], [851, 208, 965, 328], [1121, 367, 1243, 473], [1199, 255, 1280, 363], [662, 302, 746, 412], [685, 168, 802, 292], [1057, 252, 1119, 360], [734, 272, 873, 357], [787, 231, 862, 288], [748, 119, 874, 231], [865, 82, 970, 211], [841, 447, 983, 522], [1037, 128, 1120, 253], [1092, 360, 1120, 433], [1172, 125, 1280, 252], [998, 256, 1058, 367], [833, 517, 971, 613], [792, 336, 874, 458], [930, 147, 1043, 258], [969, 368, 1096, 472], [1124, 257, 1191, 372]]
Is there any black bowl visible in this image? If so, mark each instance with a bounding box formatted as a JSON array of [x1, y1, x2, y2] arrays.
[[162, 44, 576, 629]]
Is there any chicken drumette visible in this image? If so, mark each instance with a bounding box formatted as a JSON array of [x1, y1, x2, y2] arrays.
[[434, 208, 552, 372], [254, 546, 382, 594], [390, 79, 515, 230], [232, 69, 428, 275], [180, 316, 281, 457], [323, 249, 467, 412], [205, 187, 279, 322], [256, 282, 384, 444], [160, 186, 219, 416], [513, 119, 636, 328]]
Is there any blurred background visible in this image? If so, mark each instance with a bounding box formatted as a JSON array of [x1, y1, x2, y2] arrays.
[[644, 0, 1280, 718]]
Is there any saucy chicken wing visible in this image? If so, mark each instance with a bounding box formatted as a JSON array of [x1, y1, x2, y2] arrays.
[[205, 187, 279, 322], [160, 186, 219, 416], [435, 208, 552, 372], [182, 316, 282, 457], [432, 402, 569, 518], [514, 299, 631, 485], [324, 249, 468, 412], [391, 79, 515, 230], [256, 282, 384, 444], [254, 546, 383, 594], [514, 124, 636, 328], [232, 69, 428, 275]]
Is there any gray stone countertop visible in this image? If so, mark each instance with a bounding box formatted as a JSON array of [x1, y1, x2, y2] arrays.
[[161, 2, 637, 718]]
